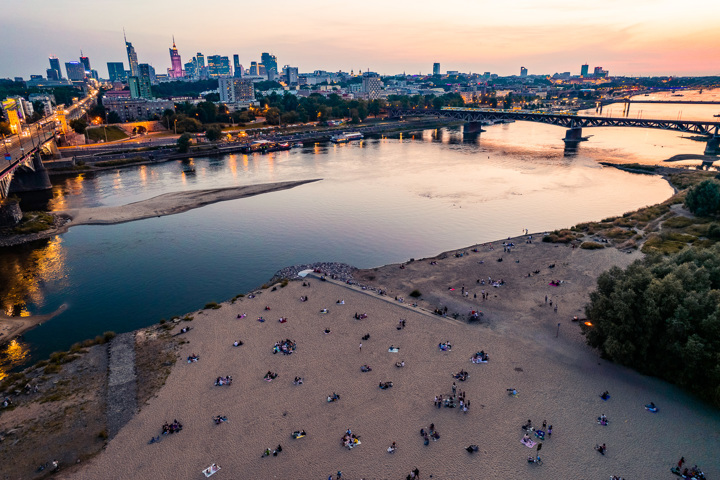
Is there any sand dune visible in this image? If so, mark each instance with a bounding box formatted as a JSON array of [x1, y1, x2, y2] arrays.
[[65, 238, 720, 480]]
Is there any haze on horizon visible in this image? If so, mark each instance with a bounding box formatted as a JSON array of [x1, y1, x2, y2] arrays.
[[3, 0, 719, 79]]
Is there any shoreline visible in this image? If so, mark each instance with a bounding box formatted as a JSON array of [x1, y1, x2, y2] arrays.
[[0, 179, 321, 248], [0, 304, 68, 345]]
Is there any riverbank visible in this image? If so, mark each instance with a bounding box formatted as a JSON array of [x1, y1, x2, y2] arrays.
[[0, 304, 68, 345], [55, 230, 719, 480], [0, 180, 321, 249]]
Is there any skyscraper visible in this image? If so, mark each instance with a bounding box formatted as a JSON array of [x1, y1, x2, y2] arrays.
[[49, 56, 62, 79], [520, 66, 528, 77], [107, 62, 126, 82], [168, 37, 183, 78], [129, 63, 153, 99], [249, 61, 258, 76], [283, 66, 298, 85], [233, 55, 242, 78], [261, 53, 277, 75], [580, 64, 589, 77], [219, 77, 256, 104], [362, 72, 382, 99], [207, 56, 231, 78], [80, 52, 91, 72], [433, 63, 440, 75], [125, 32, 139, 77], [65, 61, 86, 81]]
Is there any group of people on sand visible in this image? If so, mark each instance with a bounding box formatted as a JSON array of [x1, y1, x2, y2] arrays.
[[263, 371, 278, 382], [597, 414, 609, 426], [187, 353, 199, 363], [438, 341, 452, 351], [671, 457, 706, 480], [452, 370, 469, 382], [396, 319, 407, 330], [293, 376, 303, 385], [273, 338, 297, 355], [360, 364, 372, 372], [379, 381, 393, 389], [471, 350, 489, 363], [419, 423, 440, 445], [353, 312, 367, 319], [434, 382, 470, 412], [327, 392, 340, 402], [341, 429, 360, 449], [213, 415, 228, 425], [299, 295, 309, 302], [162, 419, 182, 434], [522, 419, 552, 439], [261, 445, 282, 457], [215, 376, 232, 386]]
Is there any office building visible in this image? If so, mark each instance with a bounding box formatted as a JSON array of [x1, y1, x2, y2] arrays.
[[107, 62, 126, 82], [593, 66, 608, 78], [49, 56, 62, 79], [207, 55, 231, 78], [249, 61, 258, 76], [196, 53, 205, 69], [103, 97, 174, 122], [580, 64, 589, 77], [46, 68, 60, 81], [80, 52, 91, 72], [233, 55, 243, 78], [261, 53, 277, 75], [218, 77, 256, 105], [1, 99, 22, 133], [283, 66, 298, 85], [129, 63, 153, 99], [125, 34, 139, 77], [520, 66, 528, 77], [168, 38, 183, 78], [361, 72, 383, 99], [184, 60, 196, 79], [433, 63, 440, 75], [65, 61, 86, 81], [29, 94, 54, 117]]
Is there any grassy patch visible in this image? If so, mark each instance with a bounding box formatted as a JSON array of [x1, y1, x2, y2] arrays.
[[12, 211, 55, 234], [542, 229, 578, 243], [604, 227, 635, 240], [662, 216, 695, 228], [204, 302, 221, 310], [642, 234, 689, 254], [580, 241, 605, 250], [86, 126, 129, 143]]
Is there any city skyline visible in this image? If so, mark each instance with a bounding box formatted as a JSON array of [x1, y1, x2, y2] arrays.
[[2, 0, 720, 79]]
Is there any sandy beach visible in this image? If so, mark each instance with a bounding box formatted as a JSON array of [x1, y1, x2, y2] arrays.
[[60, 179, 321, 227], [62, 237, 720, 480], [0, 304, 67, 345]]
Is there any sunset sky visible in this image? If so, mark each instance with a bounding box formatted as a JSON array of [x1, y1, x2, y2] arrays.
[[3, 0, 719, 79]]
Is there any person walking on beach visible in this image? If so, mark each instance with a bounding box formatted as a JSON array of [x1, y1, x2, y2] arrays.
[[359, 343, 362, 352], [545, 295, 548, 304]]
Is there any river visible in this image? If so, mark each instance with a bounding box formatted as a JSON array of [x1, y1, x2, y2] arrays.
[[2, 88, 718, 376]]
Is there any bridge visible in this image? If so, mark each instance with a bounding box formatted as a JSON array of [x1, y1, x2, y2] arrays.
[[0, 132, 56, 200], [601, 99, 720, 105], [387, 107, 720, 155]]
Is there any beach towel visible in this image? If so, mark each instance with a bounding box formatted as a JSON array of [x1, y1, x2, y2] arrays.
[[388, 347, 399, 353], [521, 438, 536, 448], [203, 464, 220, 477]]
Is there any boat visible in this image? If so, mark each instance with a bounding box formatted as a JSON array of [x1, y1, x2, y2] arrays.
[[292, 142, 303, 148], [239, 140, 292, 154], [330, 132, 364, 144]]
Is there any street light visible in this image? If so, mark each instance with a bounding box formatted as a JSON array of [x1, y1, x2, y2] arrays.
[[174, 118, 178, 135]]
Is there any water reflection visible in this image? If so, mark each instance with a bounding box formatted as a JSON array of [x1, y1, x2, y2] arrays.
[[0, 237, 66, 316], [0, 339, 30, 381]]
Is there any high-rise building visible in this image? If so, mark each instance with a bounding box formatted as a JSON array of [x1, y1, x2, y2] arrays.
[[184, 60, 196, 79], [361, 72, 382, 99], [283, 66, 298, 85], [261, 52, 277, 75], [107, 62, 126, 82], [581, 64, 589, 77], [218, 77, 256, 105], [49, 56, 62, 79], [129, 63, 153, 99], [258, 64, 267, 76], [233, 55, 243, 78], [593, 66, 608, 78], [80, 52, 91, 72], [65, 61, 86, 81], [433, 63, 440, 75], [249, 61, 258, 76], [207, 55, 231, 78], [168, 37, 183, 78], [520, 66, 528, 77], [46, 68, 59, 81], [125, 33, 139, 77], [196, 53, 205, 69]]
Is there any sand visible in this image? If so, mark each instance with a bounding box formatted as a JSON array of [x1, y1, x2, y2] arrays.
[[60, 179, 321, 227], [63, 237, 720, 480], [0, 304, 67, 345]]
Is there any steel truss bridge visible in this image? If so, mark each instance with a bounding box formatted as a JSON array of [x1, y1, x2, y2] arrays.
[[387, 107, 720, 137], [0, 137, 55, 199]]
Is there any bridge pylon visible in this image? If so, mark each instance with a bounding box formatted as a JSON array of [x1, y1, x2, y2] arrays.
[[705, 135, 720, 156]]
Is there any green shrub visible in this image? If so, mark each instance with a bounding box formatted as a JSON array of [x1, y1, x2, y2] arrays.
[[707, 222, 720, 239], [44, 364, 62, 374], [580, 241, 605, 250], [684, 179, 720, 216], [409, 289, 422, 298], [663, 216, 695, 229], [103, 331, 117, 342], [204, 302, 221, 310]]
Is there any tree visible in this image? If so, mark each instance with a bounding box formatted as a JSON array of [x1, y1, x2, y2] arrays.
[[265, 107, 281, 125], [177, 133, 191, 153], [0, 121, 11, 135], [32, 101, 45, 117], [69, 119, 87, 134], [175, 117, 203, 133], [205, 126, 222, 141], [107, 112, 121, 124], [684, 179, 720, 217]]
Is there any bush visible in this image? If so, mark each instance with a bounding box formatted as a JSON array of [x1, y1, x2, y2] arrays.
[[409, 289, 422, 298], [44, 364, 62, 374], [542, 229, 576, 243], [584, 244, 720, 407], [177, 133, 192, 153], [204, 302, 221, 310], [708, 222, 720, 240], [684, 179, 720, 216], [580, 241, 605, 250], [103, 331, 117, 343], [663, 216, 695, 229]]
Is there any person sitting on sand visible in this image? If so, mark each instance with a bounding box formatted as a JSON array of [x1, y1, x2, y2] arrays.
[[324, 328, 331, 334], [387, 441, 396, 453], [466, 445, 479, 453], [522, 434, 531, 442], [360, 365, 372, 372], [336, 299, 345, 304], [265, 306, 271, 311], [600, 391, 610, 400], [395, 361, 405, 368], [233, 340, 243, 347], [595, 443, 606, 455], [293, 377, 303, 385]]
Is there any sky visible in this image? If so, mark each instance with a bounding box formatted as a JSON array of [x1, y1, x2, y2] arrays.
[[2, 0, 719, 79]]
